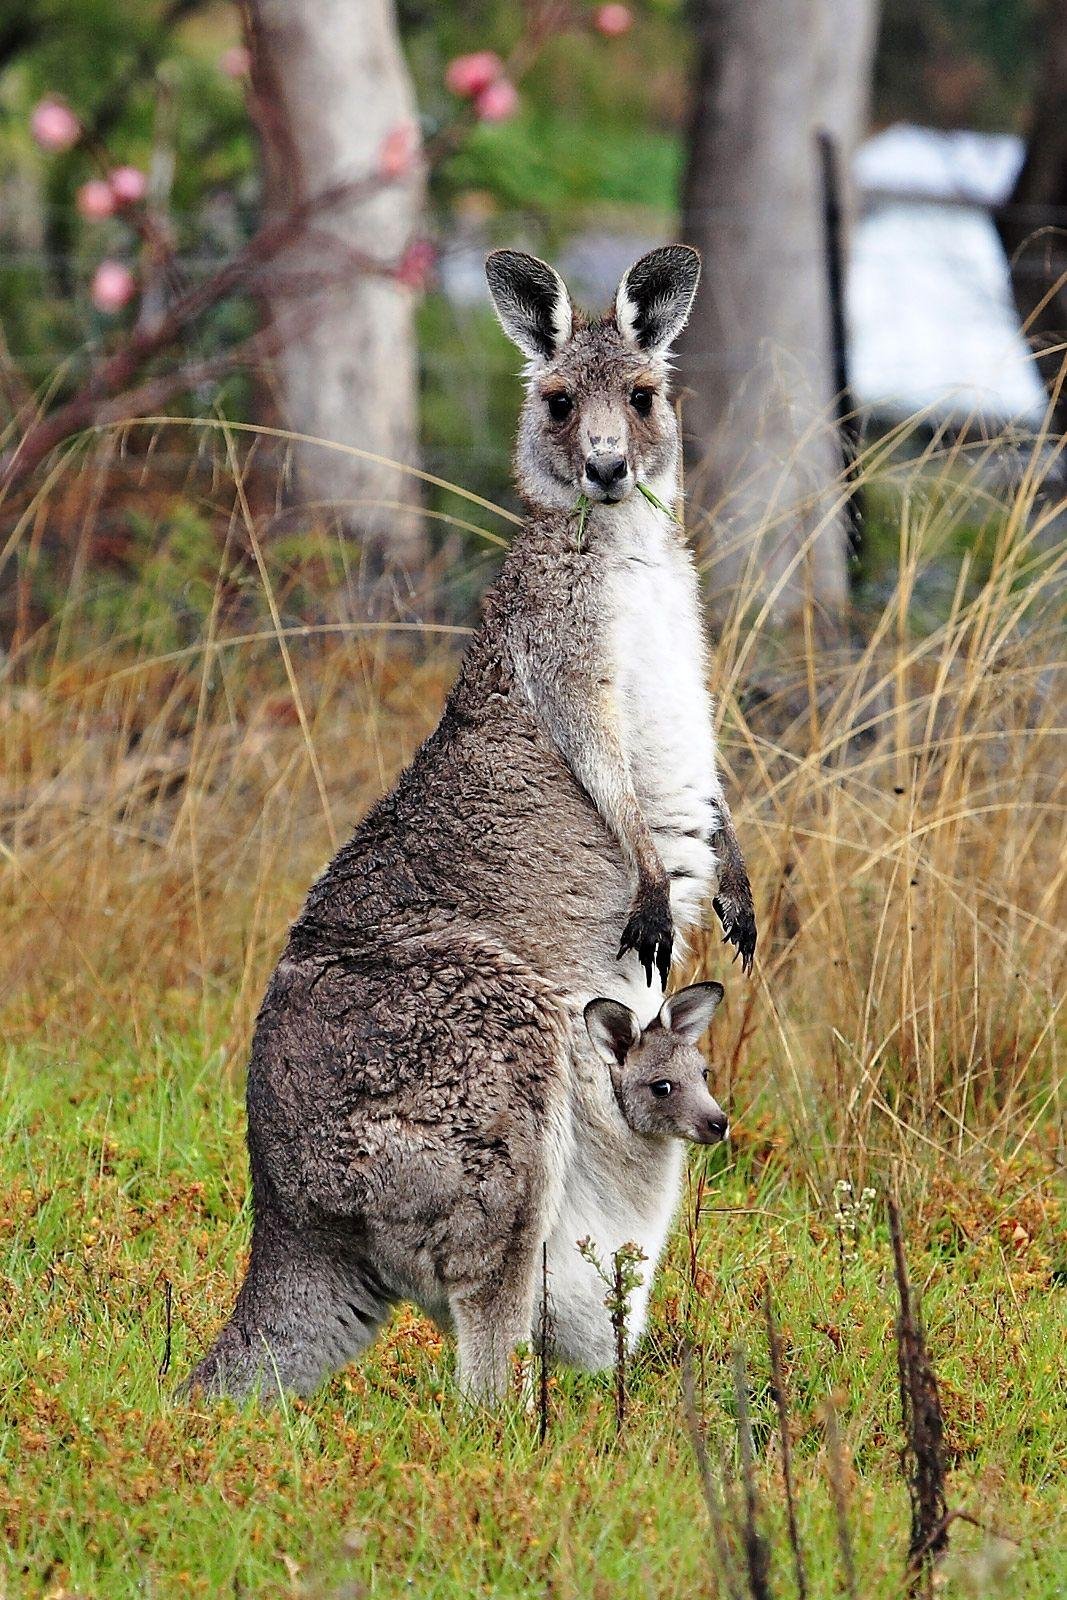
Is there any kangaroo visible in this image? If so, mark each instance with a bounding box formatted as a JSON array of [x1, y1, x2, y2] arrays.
[[183, 245, 755, 1405], [584, 982, 728, 1146]]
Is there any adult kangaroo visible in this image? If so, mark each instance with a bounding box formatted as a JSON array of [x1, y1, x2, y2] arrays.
[[184, 246, 755, 1404]]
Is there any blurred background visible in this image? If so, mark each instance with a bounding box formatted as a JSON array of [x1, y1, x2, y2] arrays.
[[2, 0, 1066, 634], [0, 2, 1063, 1074]]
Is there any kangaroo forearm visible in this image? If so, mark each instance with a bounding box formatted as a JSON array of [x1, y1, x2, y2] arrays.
[[557, 720, 665, 888], [551, 709, 674, 986], [605, 777, 668, 889], [710, 791, 757, 970], [711, 793, 744, 871], [521, 666, 665, 888]]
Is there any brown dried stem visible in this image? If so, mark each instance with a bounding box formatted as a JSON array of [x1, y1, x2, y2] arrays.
[[158, 1277, 173, 1379], [764, 1287, 807, 1600], [888, 1191, 949, 1595], [822, 1398, 857, 1600], [681, 1350, 743, 1600], [732, 1344, 773, 1600]]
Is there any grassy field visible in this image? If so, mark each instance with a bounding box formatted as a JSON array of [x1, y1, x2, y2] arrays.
[[2, 1036, 1064, 1598], [1, 424, 1065, 1597]]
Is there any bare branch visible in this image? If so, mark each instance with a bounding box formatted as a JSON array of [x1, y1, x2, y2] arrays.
[[0, 167, 408, 494]]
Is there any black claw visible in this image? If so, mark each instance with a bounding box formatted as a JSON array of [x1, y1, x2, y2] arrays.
[[714, 895, 757, 975], [617, 895, 674, 989]]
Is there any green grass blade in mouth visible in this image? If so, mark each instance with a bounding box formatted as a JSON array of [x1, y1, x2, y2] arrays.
[[636, 481, 679, 519], [574, 492, 590, 549]]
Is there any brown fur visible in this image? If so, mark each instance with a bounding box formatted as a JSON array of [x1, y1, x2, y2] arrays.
[[182, 248, 755, 1405]]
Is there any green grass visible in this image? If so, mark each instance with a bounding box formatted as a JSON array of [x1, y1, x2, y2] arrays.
[[3, 1027, 1064, 1599]]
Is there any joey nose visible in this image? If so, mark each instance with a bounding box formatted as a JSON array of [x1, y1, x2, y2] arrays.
[[585, 453, 628, 491], [704, 1110, 729, 1143]]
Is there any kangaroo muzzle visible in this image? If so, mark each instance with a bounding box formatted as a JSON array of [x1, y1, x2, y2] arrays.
[[696, 1105, 729, 1144], [583, 451, 633, 502]]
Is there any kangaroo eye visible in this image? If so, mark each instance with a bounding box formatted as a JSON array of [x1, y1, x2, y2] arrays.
[[650, 1080, 672, 1098], [546, 393, 573, 422], [701, 1068, 709, 1082], [630, 387, 655, 417]]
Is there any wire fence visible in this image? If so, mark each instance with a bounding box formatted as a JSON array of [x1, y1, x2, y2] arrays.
[[2, 187, 1052, 417], [2, 168, 1063, 608]]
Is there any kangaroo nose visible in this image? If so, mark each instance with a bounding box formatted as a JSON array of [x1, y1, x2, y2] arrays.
[[585, 453, 628, 489], [704, 1111, 729, 1143]]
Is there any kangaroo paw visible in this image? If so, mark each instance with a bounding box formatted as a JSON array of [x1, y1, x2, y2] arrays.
[[618, 881, 674, 988], [711, 804, 757, 974]]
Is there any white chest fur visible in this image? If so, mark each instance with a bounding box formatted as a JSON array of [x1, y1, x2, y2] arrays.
[[543, 498, 723, 1370], [544, 1137, 683, 1370], [606, 498, 721, 930]]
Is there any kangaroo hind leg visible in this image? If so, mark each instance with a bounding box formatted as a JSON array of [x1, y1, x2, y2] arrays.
[[181, 1207, 391, 1401], [450, 1244, 541, 1408]]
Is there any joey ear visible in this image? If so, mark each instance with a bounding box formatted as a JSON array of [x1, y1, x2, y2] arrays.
[[658, 981, 724, 1043], [614, 245, 700, 354], [485, 250, 574, 361], [584, 998, 641, 1067]]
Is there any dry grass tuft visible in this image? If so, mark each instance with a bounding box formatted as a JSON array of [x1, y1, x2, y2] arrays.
[[1, 418, 1064, 1189]]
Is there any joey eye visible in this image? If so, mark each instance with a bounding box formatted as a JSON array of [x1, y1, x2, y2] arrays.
[[701, 1068, 709, 1082], [630, 387, 655, 417], [546, 393, 573, 422], [650, 1080, 673, 1098]]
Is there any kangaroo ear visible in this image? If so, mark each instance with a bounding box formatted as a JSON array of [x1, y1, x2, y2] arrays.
[[584, 998, 641, 1066], [485, 250, 573, 361], [658, 981, 724, 1043], [615, 245, 700, 354]]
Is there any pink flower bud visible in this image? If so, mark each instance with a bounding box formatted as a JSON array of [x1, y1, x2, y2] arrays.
[[91, 260, 137, 314], [76, 179, 116, 221], [31, 97, 81, 153], [108, 165, 148, 206], [474, 78, 518, 123], [445, 51, 504, 99], [395, 239, 436, 292], [220, 44, 251, 79], [594, 4, 633, 36], [377, 120, 420, 180]]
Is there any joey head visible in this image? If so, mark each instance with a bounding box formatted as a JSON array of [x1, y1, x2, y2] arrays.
[[585, 982, 728, 1144]]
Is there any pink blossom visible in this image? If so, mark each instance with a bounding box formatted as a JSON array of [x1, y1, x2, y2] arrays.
[[445, 51, 504, 99], [76, 179, 116, 221], [474, 78, 519, 123], [220, 44, 251, 78], [395, 239, 436, 292], [91, 260, 137, 314], [594, 3, 633, 36], [108, 165, 148, 206], [377, 120, 420, 180], [31, 97, 81, 152]]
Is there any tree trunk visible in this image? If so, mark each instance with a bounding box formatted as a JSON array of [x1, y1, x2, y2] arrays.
[[678, 0, 877, 628], [246, 0, 426, 594], [995, 0, 1067, 439]]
